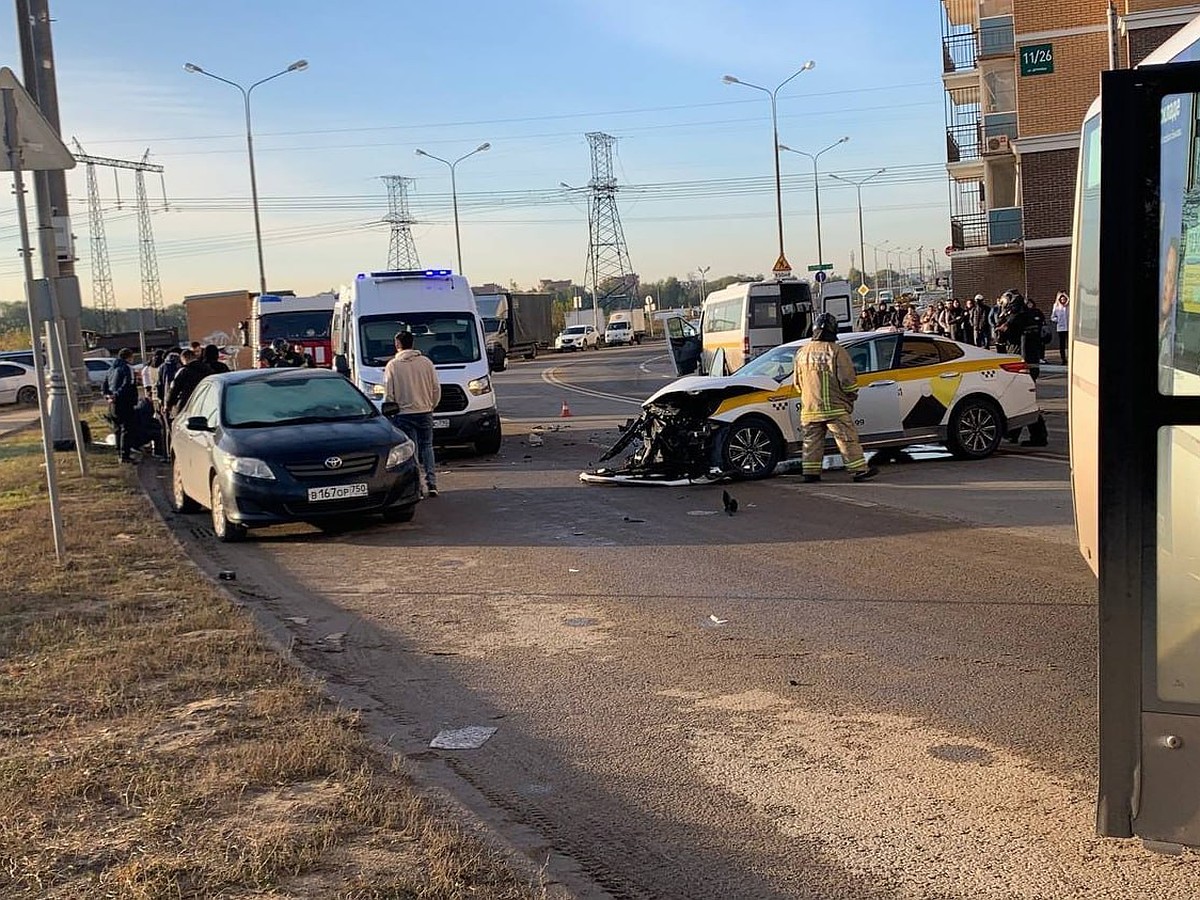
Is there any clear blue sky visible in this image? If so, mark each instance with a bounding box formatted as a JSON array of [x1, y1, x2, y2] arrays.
[[1, 0, 950, 304]]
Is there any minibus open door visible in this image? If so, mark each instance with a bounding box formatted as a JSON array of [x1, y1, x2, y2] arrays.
[[1096, 63, 1200, 851]]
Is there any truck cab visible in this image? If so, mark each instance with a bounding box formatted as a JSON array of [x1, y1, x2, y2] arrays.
[[332, 270, 502, 455]]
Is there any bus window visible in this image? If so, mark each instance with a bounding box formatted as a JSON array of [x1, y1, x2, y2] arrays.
[[1074, 115, 1101, 345], [1160, 92, 1200, 395]]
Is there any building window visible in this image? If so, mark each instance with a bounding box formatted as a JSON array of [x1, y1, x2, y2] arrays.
[[980, 15, 1015, 58]]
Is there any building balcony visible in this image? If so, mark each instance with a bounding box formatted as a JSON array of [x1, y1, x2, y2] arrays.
[[947, 122, 981, 163], [988, 206, 1023, 246], [950, 207, 1024, 251], [943, 30, 979, 74], [979, 15, 1014, 58]]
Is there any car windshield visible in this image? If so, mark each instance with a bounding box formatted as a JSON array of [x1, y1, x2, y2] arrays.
[[223, 375, 377, 427], [259, 310, 332, 341], [737, 345, 799, 382], [359, 313, 482, 367], [608, 321, 629, 330], [564, 327, 586, 335]]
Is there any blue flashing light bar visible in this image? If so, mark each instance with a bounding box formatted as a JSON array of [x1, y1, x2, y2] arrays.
[[259, 294, 284, 303], [366, 269, 454, 279]]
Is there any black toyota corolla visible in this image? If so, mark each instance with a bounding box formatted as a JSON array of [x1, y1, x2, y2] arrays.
[[169, 368, 421, 541]]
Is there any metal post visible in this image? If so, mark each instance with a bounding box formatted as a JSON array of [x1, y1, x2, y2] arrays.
[[770, 94, 784, 266], [855, 184, 865, 289], [242, 87, 267, 296], [449, 162, 462, 274], [812, 156, 824, 267], [4, 88, 64, 561]]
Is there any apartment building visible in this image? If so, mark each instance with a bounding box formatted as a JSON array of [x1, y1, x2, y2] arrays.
[[941, 0, 1200, 309]]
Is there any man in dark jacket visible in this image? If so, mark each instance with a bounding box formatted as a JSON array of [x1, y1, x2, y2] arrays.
[[203, 344, 230, 374], [103, 348, 139, 462], [164, 349, 212, 418]]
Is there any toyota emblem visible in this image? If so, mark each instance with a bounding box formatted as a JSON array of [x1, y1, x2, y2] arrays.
[[324, 456, 344, 470]]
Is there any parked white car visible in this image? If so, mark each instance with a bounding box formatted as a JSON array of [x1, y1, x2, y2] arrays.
[[0, 360, 38, 406], [554, 325, 600, 351], [85, 358, 116, 388]]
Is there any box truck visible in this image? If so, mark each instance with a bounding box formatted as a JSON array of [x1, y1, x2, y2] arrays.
[[183, 289, 255, 370], [472, 290, 555, 371], [604, 308, 647, 346]]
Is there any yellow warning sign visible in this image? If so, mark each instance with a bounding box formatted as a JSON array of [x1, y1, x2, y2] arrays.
[[772, 253, 791, 273]]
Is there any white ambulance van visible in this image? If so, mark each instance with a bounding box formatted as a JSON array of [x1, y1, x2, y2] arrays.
[[331, 269, 502, 455]]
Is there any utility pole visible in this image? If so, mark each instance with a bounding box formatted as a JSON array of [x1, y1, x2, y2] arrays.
[[16, 0, 87, 462]]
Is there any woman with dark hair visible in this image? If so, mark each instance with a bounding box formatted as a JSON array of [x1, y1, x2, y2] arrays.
[[203, 344, 230, 374]]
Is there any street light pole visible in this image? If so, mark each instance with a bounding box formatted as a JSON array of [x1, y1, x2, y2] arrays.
[[722, 62, 815, 272], [698, 265, 710, 308], [416, 143, 491, 274], [778, 137, 849, 268], [830, 168, 885, 291], [184, 59, 308, 296]]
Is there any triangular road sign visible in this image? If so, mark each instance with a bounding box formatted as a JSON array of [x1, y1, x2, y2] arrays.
[[0, 67, 75, 172], [772, 252, 791, 273]]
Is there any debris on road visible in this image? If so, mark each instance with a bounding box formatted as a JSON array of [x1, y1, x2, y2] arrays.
[[430, 726, 498, 750], [706, 615, 728, 626], [722, 490, 738, 516], [622, 516, 646, 523], [316, 632, 347, 652], [527, 433, 544, 447], [218, 570, 236, 581], [687, 510, 718, 517], [285, 616, 309, 626], [568, 568, 580, 573]]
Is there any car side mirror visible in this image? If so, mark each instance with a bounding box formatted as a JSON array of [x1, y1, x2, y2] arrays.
[[381, 400, 399, 418], [185, 416, 211, 432], [333, 354, 351, 377]]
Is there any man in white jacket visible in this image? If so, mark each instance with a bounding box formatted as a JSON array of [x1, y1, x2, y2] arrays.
[[384, 331, 442, 496]]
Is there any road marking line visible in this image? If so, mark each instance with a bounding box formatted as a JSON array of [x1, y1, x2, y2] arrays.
[[541, 367, 644, 406], [809, 491, 880, 508]]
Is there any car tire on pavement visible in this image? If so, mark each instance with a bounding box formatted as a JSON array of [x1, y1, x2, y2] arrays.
[[475, 426, 503, 456], [946, 395, 1004, 460], [210, 476, 247, 542], [170, 456, 200, 513], [381, 504, 416, 524], [16, 385, 36, 406], [720, 415, 782, 480]]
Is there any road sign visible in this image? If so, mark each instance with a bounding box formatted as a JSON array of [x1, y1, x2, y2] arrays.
[[772, 252, 792, 275], [814, 270, 828, 284], [0, 68, 75, 172], [807, 263, 834, 272], [857, 284, 871, 297]]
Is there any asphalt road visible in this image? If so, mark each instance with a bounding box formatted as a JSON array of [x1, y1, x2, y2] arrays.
[[144, 345, 1200, 899]]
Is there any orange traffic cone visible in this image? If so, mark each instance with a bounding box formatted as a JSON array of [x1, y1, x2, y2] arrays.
[[560, 400, 573, 417]]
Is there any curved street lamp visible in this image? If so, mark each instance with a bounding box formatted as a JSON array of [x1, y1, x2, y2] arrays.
[[778, 137, 849, 270], [415, 142, 491, 274], [722, 61, 815, 272], [830, 168, 886, 290], [184, 59, 308, 295]]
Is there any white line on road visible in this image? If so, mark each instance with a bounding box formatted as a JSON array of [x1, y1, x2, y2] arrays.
[[541, 367, 644, 406], [639, 354, 673, 377]]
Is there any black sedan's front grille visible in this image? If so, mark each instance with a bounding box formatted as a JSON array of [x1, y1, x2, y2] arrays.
[[435, 385, 468, 413], [285, 452, 378, 479]]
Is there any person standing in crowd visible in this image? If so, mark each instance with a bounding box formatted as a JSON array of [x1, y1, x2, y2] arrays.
[[164, 349, 212, 418], [142, 350, 164, 404], [794, 312, 879, 484], [997, 294, 1049, 447], [157, 348, 182, 401], [203, 344, 230, 375], [970, 295, 990, 347], [103, 348, 139, 463], [902, 304, 922, 332], [948, 299, 969, 343], [857, 305, 876, 332], [384, 330, 442, 497], [1051, 291, 1070, 365], [292, 343, 316, 368]]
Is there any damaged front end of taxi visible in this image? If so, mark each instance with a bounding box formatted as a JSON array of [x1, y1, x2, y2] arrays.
[[580, 381, 772, 486]]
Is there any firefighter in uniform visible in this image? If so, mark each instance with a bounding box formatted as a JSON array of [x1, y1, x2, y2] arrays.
[[794, 312, 880, 484]]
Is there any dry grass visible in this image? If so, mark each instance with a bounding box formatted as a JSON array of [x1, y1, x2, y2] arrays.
[[0, 423, 549, 899]]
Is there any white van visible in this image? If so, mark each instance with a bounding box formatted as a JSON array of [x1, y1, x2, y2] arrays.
[[331, 269, 501, 455]]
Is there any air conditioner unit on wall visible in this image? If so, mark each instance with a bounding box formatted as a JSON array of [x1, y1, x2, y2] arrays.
[[986, 134, 1011, 153]]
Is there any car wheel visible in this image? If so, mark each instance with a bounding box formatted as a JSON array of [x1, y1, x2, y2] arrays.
[[946, 396, 1004, 460], [210, 476, 247, 542], [475, 425, 502, 456], [170, 455, 200, 513], [382, 504, 416, 524], [721, 415, 782, 480], [16, 385, 36, 405], [493, 350, 507, 372]]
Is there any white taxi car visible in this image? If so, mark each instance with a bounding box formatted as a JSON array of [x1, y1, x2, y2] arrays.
[[645, 330, 1041, 479]]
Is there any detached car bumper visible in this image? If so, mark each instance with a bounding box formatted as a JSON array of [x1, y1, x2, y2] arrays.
[[220, 463, 421, 527]]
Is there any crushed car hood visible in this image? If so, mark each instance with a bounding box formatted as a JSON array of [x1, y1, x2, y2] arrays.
[[644, 374, 782, 407]]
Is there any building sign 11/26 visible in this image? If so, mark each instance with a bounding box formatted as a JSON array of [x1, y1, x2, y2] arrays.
[[1020, 43, 1054, 76]]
